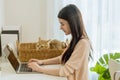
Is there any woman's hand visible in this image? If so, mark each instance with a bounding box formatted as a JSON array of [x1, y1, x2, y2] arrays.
[[28, 61, 60, 76], [27, 62, 43, 73], [28, 58, 43, 65]]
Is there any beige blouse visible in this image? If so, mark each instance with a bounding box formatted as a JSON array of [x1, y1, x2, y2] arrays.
[[59, 38, 90, 80]]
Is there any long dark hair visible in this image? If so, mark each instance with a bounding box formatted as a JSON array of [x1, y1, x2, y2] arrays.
[[58, 4, 93, 64]]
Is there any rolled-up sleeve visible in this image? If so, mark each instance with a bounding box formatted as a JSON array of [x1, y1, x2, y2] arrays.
[[59, 39, 90, 77]]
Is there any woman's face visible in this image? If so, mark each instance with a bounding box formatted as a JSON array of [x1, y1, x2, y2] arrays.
[[59, 18, 71, 35]]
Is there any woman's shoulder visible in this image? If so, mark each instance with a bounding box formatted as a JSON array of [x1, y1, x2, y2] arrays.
[[78, 38, 89, 45], [75, 38, 90, 49]]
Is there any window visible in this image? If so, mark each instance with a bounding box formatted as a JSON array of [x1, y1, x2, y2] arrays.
[[52, 0, 120, 54]]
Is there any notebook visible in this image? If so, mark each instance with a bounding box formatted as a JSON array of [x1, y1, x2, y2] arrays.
[[6, 45, 38, 74]]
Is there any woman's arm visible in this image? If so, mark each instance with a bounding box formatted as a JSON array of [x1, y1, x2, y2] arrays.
[[40, 66, 60, 76], [29, 55, 61, 65], [41, 56, 61, 65], [40, 48, 67, 65], [28, 62, 60, 76]]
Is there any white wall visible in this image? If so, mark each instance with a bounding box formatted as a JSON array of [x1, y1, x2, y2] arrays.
[[4, 0, 47, 42], [46, 0, 55, 39], [0, 0, 4, 32]]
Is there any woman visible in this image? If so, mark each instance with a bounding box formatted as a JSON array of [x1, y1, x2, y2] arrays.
[[28, 4, 92, 80]]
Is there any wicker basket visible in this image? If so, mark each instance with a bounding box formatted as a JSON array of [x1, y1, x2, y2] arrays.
[[18, 42, 64, 62]]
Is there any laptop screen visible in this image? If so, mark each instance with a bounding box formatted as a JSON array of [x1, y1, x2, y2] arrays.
[[7, 45, 19, 71]]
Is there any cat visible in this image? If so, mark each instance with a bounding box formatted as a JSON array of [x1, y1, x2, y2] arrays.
[[36, 37, 51, 50], [50, 39, 67, 49], [36, 38, 69, 50]]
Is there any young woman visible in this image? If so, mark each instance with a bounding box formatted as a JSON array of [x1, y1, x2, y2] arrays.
[[28, 4, 92, 80]]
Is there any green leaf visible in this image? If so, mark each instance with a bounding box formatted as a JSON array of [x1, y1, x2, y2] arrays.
[[102, 69, 110, 79], [90, 52, 120, 80], [90, 64, 106, 74], [98, 74, 105, 80]]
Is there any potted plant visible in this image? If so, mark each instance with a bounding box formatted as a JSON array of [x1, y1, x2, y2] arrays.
[[90, 52, 120, 80]]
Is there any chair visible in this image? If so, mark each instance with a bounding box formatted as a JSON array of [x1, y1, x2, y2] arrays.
[[108, 59, 120, 80]]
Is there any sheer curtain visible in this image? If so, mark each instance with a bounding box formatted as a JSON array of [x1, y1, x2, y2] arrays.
[[51, 0, 120, 56]]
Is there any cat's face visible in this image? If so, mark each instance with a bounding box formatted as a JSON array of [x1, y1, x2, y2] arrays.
[[36, 39, 51, 49]]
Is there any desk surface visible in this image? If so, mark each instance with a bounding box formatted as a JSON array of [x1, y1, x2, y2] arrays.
[[1, 62, 67, 80]]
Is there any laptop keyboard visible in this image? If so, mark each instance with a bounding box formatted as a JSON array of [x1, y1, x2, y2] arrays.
[[20, 64, 32, 72]]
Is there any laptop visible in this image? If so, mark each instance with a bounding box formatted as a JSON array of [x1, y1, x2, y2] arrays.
[[6, 45, 38, 74]]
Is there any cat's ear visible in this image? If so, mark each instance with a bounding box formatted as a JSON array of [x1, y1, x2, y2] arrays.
[[47, 39, 51, 43], [39, 37, 41, 41]]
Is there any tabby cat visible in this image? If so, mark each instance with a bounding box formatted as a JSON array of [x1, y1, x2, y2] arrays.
[[50, 39, 67, 49], [36, 38, 51, 50]]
